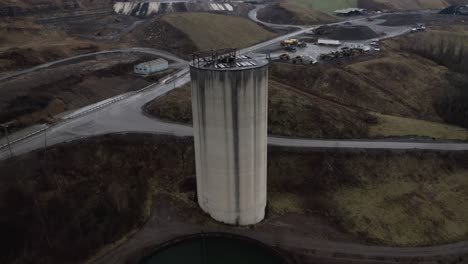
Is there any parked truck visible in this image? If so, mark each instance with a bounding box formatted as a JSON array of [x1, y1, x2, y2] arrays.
[[292, 55, 317, 65]]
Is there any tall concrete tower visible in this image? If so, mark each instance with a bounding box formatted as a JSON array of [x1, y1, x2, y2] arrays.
[[190, 49, 268, 225]]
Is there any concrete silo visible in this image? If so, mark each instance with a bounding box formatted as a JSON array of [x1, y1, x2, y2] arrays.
[[190, 49, 268, 225]]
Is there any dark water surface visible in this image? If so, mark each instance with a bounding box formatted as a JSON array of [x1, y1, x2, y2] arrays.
[[140, 234, 285, 264]]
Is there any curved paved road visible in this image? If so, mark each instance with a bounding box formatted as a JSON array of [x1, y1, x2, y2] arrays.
[[0, 47, 187, 82], [92, 217, 468, 264], [1, 18, 468, 160], [2, 71, 468, 161]]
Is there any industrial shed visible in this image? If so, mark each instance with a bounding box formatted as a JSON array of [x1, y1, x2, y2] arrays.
[[134, 58, 168, 75]]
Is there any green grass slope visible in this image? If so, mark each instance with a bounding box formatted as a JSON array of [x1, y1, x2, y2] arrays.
[[161, 12, 276, 51], [289, 0, 357, 13]]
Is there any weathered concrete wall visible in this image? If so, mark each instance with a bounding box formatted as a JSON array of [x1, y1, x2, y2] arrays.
[[190, 62, 268, 225]]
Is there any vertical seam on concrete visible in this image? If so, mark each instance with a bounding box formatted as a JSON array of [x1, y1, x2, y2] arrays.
[[199, 73, 207, 206], [222, 72, 232, 215], [253, 69, 258, 213], [232, 71, 240, 225]]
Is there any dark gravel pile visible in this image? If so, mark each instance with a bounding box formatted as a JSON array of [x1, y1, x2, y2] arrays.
[[316, 25, 380, 40]]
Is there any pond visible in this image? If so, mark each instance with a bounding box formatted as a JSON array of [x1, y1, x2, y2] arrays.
[[140, 233, 286, 264]]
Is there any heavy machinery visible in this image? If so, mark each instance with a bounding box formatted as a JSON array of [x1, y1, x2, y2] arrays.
[[280, 38, 299, 46], [298, 41, 307, 48], [320, 53, 335, 60], [279, 53, 290, 60], [291, 55, 303, 64], [320, 47, 369, 61], [284, 45, 297, 52], [292, 55, 317, 64]]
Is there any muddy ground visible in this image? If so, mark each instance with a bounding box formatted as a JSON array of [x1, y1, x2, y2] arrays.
[[1, 134, 468, 263], [0, 53, 170, 133]]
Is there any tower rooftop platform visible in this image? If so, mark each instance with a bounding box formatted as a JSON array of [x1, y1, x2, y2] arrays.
[[190, 48, 267, 71]]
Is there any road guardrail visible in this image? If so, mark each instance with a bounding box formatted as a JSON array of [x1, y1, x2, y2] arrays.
[[0, 70, 189, 151]]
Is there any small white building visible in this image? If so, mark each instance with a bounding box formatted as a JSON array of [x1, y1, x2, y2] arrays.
[[317, 39, 342, 46], [134, 58, 168, 75]]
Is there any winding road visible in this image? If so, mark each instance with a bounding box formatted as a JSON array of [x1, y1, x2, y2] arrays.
[[0, 47, 187, 83], [1, 13, 467, 160], [2, 7, 468, 263]]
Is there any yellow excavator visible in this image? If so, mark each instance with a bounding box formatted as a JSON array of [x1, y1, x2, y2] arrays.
[[280, 39, 299, 46]]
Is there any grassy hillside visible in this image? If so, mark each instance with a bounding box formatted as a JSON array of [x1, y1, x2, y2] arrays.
[[144, 49, 468, 140], [143, 24, 468, 141], [0, 18, 109, 73], [0, 134, 185, 263], [289, 0, 357, 13], [389, 25, 468, 73], [161, 12, 276, 51], [368, 0, 468, 10], [2, 133, 468, 262], [287, 0, 464, 12], [330, 153, 468, 246], [257, 2, 338, 25], [0, 0, 110, 9], [388, 25, 468, 128], [370, 112, 468, 140], [269, 148, 468, 246], [144, 81, 375, 139], [270, 55, 448, 122], [0, 54, 161, 133]]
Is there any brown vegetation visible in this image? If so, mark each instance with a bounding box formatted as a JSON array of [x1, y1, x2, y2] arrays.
[[270, 56, 448, 122], [1, 134, 468, 264], [359, 0, 468, 10], [144, 84, 193, 124], [257, 2, 338, 25], [127, 18, 197, 59], [0, 134, 193, 264], [0, 17, 110, 72], [388, 25, 468, 128], [269, 146, 468, 246], [145, 47, 468, 140], [0, 53, 158, 132], [128, 12, 276, 59], [144, 81, 376, 138]]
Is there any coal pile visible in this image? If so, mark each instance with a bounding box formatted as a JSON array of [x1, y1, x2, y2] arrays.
[[315, 25, 380, 40]]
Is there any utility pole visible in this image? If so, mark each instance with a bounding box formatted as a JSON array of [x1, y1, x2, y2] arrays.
[[2, 124, 12, 158]]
